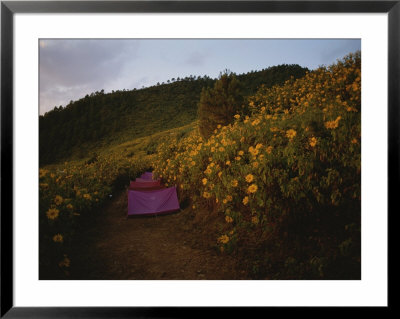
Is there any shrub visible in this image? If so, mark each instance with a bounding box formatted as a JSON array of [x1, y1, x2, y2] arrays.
[[198, 71, 244, 139]]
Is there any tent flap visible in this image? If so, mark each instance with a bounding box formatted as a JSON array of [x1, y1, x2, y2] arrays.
[[127, 187, 180, 216]]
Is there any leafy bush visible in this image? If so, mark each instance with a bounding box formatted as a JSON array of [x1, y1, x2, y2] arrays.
[[198, 71, 244, 139]]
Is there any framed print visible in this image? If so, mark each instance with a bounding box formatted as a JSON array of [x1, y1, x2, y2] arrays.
[[1, 0, 396, 317]]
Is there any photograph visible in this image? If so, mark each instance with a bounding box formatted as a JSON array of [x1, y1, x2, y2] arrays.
[[38, 38, 362, 280]]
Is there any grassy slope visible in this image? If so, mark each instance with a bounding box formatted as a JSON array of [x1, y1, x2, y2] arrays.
[[39, 64, 308, 166]]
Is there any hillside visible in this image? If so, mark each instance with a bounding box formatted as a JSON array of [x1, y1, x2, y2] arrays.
[[39, 53, 360, 280], [39, 64, 308, 165]]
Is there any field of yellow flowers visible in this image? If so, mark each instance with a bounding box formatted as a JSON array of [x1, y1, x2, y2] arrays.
[[39, 154, 151, 277], [39, 124, 197, 278], [40, 52, 361, 279], [153, 52, 361, 279]]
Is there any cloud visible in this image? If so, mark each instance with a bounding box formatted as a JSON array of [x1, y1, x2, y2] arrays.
[[184, 51, 207, 66], [39, 39, 140, 114], [318, 40, 361, 67]]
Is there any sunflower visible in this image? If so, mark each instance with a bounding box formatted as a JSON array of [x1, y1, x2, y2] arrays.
[[245, 174, 254, 183], [286, 129, 297, 140], [46, 208, 59, 220], [248, 184, 258, 193], [52, 234, 63, 243], [309, 137, 317, 147]]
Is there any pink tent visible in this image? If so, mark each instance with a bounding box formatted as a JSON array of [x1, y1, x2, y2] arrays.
[[140, 172, 154, 180], [127, 187, 180, 216], [129, 180, 162, 190], [134, 177, 160, 183], [129, 172, 162, 190]]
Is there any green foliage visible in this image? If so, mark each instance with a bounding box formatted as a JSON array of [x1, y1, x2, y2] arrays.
[[198, 71, 244, 139]]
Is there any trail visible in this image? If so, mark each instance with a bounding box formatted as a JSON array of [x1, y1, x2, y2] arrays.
[[70, 190, 243, 280]]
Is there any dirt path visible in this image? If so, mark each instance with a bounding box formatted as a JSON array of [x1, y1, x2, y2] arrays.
[[70, 190, 243, 280]]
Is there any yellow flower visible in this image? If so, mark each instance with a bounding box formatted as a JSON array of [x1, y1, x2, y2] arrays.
[[59, 255, 70, 268], [223, 199, 228, 204], [83, 193, 92, 200], [253, 162, 259, 168], [46, 208, 59, 220], [248, 146, 259, 156], [266, 146, 273, 154], [66, 204, 73, 210], [218, 235, 230, 244], [286, 129, 297, 140], [219, 146, 225, 152], [251, 216, 259, 225], [235, 156, 241, 161], [347, 106, 357, 112], [202, 178, 208, 185], [231, 179, 238, 187], [242, 196, 249, 205], [54, 195, 63, 206], [248, 184, 258, 193], [203, 191, 211, 199], [245, 174, 254, 183], [309, 137, 317, 147], [325, 116, 342, 129], [218, 171, 222, 178], [205, 168, 212, 175], [238, 150, 244, 156], [351, 138, 358, 144], [53, 234, 63, 243], [226, 160, 231, 166], [39, 169, 48, 178], [255, 143, 263, 150], [225, 216, 233, 223], [217, 124, 222, 129], [234, 114, 240, 119], [226, 195, 233, 202]]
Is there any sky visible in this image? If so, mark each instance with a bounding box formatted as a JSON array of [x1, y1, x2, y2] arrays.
[[39, 39, 361, 115]]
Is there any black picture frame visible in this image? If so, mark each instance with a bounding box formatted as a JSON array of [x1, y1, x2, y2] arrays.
[[1, 0, 396, 317]]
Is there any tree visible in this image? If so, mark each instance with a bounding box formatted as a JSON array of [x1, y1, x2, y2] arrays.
[[198, 70, 243, 139]]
